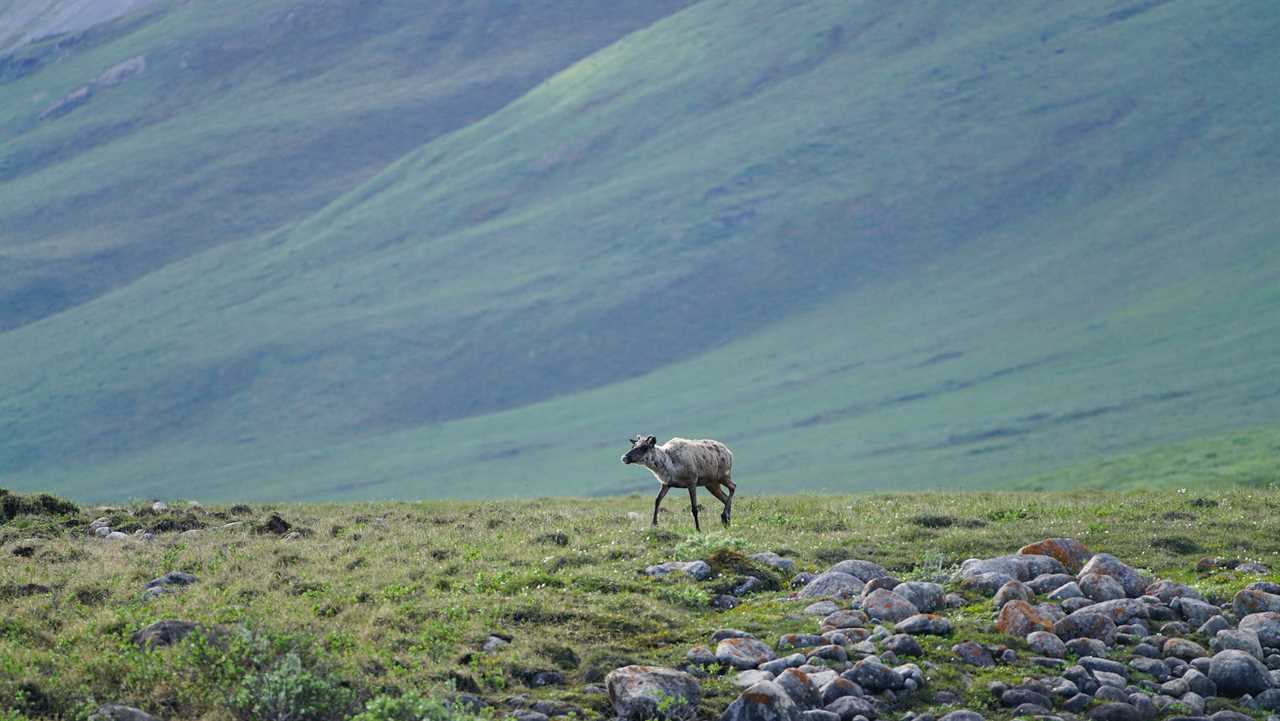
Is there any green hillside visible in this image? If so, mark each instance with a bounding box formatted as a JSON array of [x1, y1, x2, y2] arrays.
[[1, 0, 1278, 501]]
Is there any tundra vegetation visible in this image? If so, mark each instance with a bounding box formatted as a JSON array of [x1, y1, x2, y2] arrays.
[[3, 487, 1280, 720]]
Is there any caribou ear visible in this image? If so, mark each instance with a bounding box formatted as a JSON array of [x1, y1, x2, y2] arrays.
[[646, 435, 657, 446]]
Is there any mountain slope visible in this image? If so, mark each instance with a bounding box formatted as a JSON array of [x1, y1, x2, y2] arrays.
[[2, 0, 1278, 500], [0, 0, 695, 329]]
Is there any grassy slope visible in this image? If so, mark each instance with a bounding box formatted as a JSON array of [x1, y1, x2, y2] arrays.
[[0, 0, 695, 328], [2, 0, 1279, 500], [2, 490, 1279, 720]]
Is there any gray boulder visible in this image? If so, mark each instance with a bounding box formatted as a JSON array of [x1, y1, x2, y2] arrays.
[[1027, 631, 1067, 659], [646, 561, 712, 581], [1029, 573, 1076, 595], [1208, 650, 1273, 698], [1078, 554, 1150, 598], [938, 712, 984, 721], [860, 589, 917, 623], [822, 696, 875, 721], [1214, 630, 1265, 660], [992, 580, 1033, 608], [848, 658, 904, 692], [894, 613, 951, 636], [1049, 582, 1085, 600], [1080, 572, 1128, 602], [720, 680, 802, 721], [828, 560, 890, 583], [1240, 612, 1280, 650], [798, 572, 864, 600], [718, 638, 777, 670], [88, 706, 164, 721], [1235, 590, 1280, 617], [606, 665, 702, 721], [752, 552, 796, 574], [894, 581, 944, 612], [145, 571, 197, 589], [776, 668, 821, 710], [1175, 597, 1221, 628]]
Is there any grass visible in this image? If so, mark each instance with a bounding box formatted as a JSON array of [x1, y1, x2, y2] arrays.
[[1, 0, 1279, 501], [3, 487, 1280, 720]]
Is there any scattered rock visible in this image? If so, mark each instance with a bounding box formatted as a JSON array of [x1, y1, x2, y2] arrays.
[[894, 582, 945, 612], [952, 641, 995, 667], [737, 670, 777, 688], [721, 680, 801, 721], [939, 711, 984, 721], [1213, 630, 1265, 660], [483, 636, 510, 652], [717, 638, 776, 670], [861, 589, 918, 623], [998, 600, 1054, 637], [884, 634, 922, 657], [1049, 581, 1085, 600], [605, 666, 701, 721], [1240, 613, 1280, 650], [775, 668, 821, 710], [1027, 631, 1067, 658], [646, 561, 713, 581], [1029, 573, 1077, 594], [1079, 554, 1150, 598], [132, 620, 209, 649], [803, 601, 840, 616], [256, 514, 292, 536], [1081, 572, 1129, 602], [1208, 649, 1273, 697], [1147, 581, 1205, 604], [848, 657, 903, 691], [1164, 638, 1209, 660], [895, 613, 951, 636], [145, 572, 197, 590], [821, 610, 868, 631], [752, 553, 796, 574], [1020, 538, 1092, 573], [1235, 590, 1280, 618], [88, 705, 163, 721], [1090, 702, 1142, 721], [798, 572, 864, 600], [993, 580, 1033, 608], [779, 634, 826, 651], [823, 695, 875, 721], [828, 560, 890, 583]]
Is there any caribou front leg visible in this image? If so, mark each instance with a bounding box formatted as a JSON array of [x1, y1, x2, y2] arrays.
[[652, 484, 670, 526], [688, 485, 701, 532]]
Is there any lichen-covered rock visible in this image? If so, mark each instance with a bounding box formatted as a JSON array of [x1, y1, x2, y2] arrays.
[[606, 665, 702, 721], [717, 638, 777, 670], [775, 668, 821, 710], [1173, 596, 1221, 628], [820, 610, 868, 631], [827, 560, 890, 583], [1235, 590, 1280, 618], [884, 633, 923, 657], [1089, 702, 1142, 721], [1208, 649, 1273, 697], [760, 654, 806, 676], [798, 572, 864, 600], [822, 695, 875, 721], [960, 571, 1014, 595], [861, 588, 918, 623], [720, 680, 802, 721], [1239, 612, 1280, 650], [1073, 598, 1148, 624], [818, 677, 860, 707], [1049, 581, 1085, 600], [1029, 573, 1076, 594], [894, 581, 945, 612], [1054, 612, 1118, 645], [938, 712, 984, 721], [132, 620, 212, 649], [1078, 554, 1150, 598], [958, 554, 1066, 584], [895, 613, 952, 636], [992, 580, 1033, 608], [1020, 538, 1092, 573], [952, 641, 995, 667], [779, 634, 826, 651], [1027, 631, 1067, 658], [997, 600, 1054, 638], [848, 658, 904, 692]]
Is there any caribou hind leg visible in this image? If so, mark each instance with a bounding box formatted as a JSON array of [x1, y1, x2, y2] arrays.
[[706, 482, 732, 527]]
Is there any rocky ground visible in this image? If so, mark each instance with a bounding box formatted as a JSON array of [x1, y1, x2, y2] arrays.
[[606, 539, 1280, 721], [4, 489, 1280, 721]]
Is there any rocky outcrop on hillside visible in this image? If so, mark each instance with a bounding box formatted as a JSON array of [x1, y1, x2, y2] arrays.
[[608, 539, 1280, 721]]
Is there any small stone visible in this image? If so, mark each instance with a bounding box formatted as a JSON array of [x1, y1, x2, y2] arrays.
[[799, 572, 865, 600], [960, 571, 1015, 596], [1185, 668, 1218, 697], [952, 641, 995, 667], [482, 636, 510, 652], [1081, 573, 1128, 602], [1027, 631, 1067, 658], [821, 611, 868, 631], [760, 654, 807, 676], [1164, 638, 1209, 660], [752, 552, 796, 574], [106, 531, 129, 541], [145, 571, 197, 590], [938, 712, 984, 721], [780, 634, 826, 651], [884, 634, 922, 657], [1159, 678, 1189, 697], [943, 593, 967, 609], [735, 578, 767, 596], [1146, 580, 1205, 604], [894, 582, 945, 612], [645, 561, 712, 581], [861, 589, 918, 623], [151, 501, 169, 512], [717, 637, 777, 670], [1062, 693, 1092, 713], [1176, 597, 1223, 628], [1199, 616, 1232, 637], [776, 668, 821, 710], [88, 705, 164, 721], [895, 614, 951, 636], [1030, 573, 1078, 595], [802, 712, 840, 721], [713, 629, 757, 642], [1130, 656, 1171, 682], [1048, 581, 1085, 600], [1021, 539, 1092, 573], [848, 658, 903, 692], [1078, 554, 1150, 598], [999, 600, 1054, 638], [1001, 689, 1051, 709], [819, 677, 861, 706], [824, 695, 876, 721], [808, 645, 847, 663], [1066, 637, 1108, 658], [804, 601, 841, 616], [713, 594, 740, 610], [1080, 656, 1129, 678], [993, 580, 1033, 608], [1055, 612, 1118, 645], [1062, 596, 1096, 613], [828, 560, 891, 583], [1235, 590, 1280, 617]]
